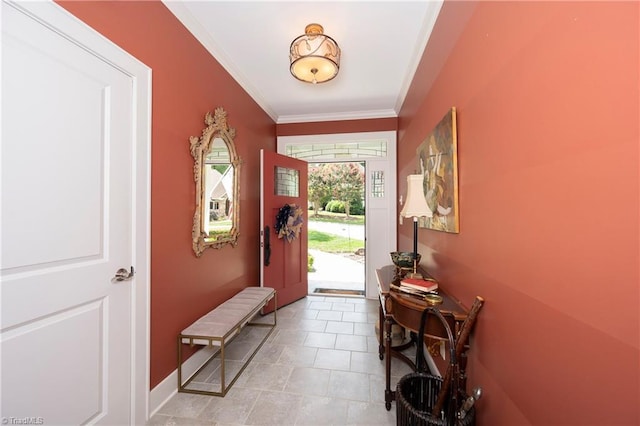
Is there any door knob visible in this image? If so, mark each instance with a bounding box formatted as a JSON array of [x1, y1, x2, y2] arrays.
[[113, 266, 135, 282]]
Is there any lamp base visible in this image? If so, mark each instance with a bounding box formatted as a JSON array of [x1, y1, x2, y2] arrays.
[[405, 271, 424, 280], [407, 258, 423, 280]]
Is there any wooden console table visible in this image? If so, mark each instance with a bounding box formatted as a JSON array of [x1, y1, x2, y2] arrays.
[[376, 265, 469, 410]]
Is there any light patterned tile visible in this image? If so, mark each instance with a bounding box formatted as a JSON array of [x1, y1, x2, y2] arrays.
[[335, 334, 368, 352], [284, 366, 330, 396], [242, 362, 293, 391], [314, 348, 351, 371], [224, 340, 256, 361], [275, 306, 299, 319], [278, 345, 318, 367], [325, 320, 354, 335], [354, 303, 373, 313], [367, 335, 381, 353], [156, 392, 211, 418], [344, 297, 367, 305], [308, 301, 333, 310], [350, 351, 386, 375], [354, 322, 376, 336], [390, 356, 416, 378], [342, 312, 369, 323], [252, 342, 285, 363], [231, 359, 258, 388], [294, 395, 349, 425], [145, 414, 173, 425], [317, 310, 343, 321], [161, 416, 216, 426], [197, 387, 260, 424], [299, 309, 319, 319], [275, 316, 301, 330], [368, 374, 387, 403], [244, 390, 304, 425], [347, 400, 397, 425], [331, 302, 356, 312], [355, 300, 372, 313], [298, 319, 328, 332], [271, 329, 308, 346], [304, 332, 336, 348], [327, 370, 371, 402]]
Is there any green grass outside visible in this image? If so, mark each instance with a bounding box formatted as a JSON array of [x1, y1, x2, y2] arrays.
[[307, 211, 364, 225], [209, 219, 232, 229], [207, 219, 232, 239], [308, 229, 364, 253], [307, 211, 364, 253]]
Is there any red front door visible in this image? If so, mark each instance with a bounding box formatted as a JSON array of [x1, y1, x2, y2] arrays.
[[260, 150, 308, 312]]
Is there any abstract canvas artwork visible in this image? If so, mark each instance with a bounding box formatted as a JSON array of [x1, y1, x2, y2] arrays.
[[416, 107, 459, 233]]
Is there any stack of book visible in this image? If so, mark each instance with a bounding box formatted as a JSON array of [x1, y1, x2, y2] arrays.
[[392, 277, 439, 297]]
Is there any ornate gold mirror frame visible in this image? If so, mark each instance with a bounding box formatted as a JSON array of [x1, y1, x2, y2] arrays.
[[190, 107, 241, 257]]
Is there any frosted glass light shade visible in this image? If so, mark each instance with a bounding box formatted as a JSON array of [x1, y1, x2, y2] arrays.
[[290, 23, 340, 84]]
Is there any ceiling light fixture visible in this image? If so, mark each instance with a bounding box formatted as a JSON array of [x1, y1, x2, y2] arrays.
[[289, 23, 340, 84]]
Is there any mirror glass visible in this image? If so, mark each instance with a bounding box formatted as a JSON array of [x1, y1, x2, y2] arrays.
[[190, 107, 240, 256]]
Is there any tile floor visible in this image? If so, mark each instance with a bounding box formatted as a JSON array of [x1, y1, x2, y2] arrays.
[[148, 295, 415, 425]]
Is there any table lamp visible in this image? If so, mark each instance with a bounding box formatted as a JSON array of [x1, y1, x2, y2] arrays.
[[400, 174, 433, 279]]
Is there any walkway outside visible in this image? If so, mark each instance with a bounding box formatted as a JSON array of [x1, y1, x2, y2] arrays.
[[307, 220, 365, 296]]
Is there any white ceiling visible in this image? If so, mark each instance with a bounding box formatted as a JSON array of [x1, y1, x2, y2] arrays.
[[163, 1, 443, 124]]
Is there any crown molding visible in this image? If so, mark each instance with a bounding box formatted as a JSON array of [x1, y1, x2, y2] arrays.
[[277, 108, 397, 124]]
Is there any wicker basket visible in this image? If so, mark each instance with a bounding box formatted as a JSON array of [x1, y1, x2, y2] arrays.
[[396, 373, 475, 426], [396, 307, 476, 426]]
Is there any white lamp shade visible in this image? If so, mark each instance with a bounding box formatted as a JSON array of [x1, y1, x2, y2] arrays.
[[400, 174, 432, 218]]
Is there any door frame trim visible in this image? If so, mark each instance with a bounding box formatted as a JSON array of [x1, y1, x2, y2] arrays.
[[277, 131, 397, 299]]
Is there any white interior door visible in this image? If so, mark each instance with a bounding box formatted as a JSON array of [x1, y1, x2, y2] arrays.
[[1, 1, 151, 424]]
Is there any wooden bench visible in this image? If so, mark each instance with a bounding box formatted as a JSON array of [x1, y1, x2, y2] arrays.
[[177, 287, 277, 396]]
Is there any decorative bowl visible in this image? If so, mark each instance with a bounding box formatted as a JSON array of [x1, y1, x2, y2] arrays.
[[390, 251, 420, 269]]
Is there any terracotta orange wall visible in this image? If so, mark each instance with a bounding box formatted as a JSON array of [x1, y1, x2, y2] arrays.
[[277, 117, 397, 136], [57, 1, 276, 388], [398, 1, 639, 424]]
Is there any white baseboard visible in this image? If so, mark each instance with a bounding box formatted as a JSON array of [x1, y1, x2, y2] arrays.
[[148, 346, 217, 417], [148, 369, 177, 418]]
